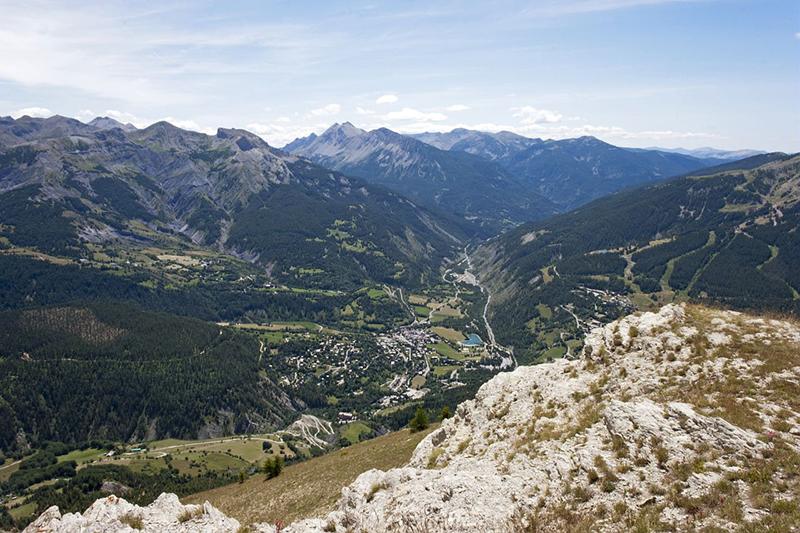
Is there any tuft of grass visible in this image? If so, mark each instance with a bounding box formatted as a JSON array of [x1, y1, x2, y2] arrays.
[[654, 444, 669, 468], [119, 513, 143, 529], [456, 438, 471, 454], [366, 481, 388, 502], [427, 447, 445, 469], [178, 506, 204, 523]]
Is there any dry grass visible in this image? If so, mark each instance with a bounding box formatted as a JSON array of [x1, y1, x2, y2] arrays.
[[119, 513, 143, 529], [185, 426, 435, 527], [177, 506, 204, 523], [658, 305, 800, 433]]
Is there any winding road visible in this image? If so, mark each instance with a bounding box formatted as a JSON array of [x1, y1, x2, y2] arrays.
[[453, 247, 516, 368]]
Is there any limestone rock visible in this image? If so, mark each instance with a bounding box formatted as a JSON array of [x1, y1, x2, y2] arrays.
[[283, 304, 800, 532], [23, 493, 240, 533]]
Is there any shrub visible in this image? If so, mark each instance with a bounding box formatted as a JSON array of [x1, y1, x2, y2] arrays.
[[178, 507, 204, 523], [262, 456, 284, 479], [409, 407, 429, 432]]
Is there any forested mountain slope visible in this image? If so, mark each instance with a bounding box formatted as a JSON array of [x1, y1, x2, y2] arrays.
[[413, 129, 724, 209], [0, 302, 298, 452], [474, 153, 800, 358], [0, 115, 464, 289]]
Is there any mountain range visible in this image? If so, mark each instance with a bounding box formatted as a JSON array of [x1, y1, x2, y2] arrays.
[[0, 115, 464, 289], [286, 125, 747, 217], [409, 128, 729, 209], [641, 146, 765, 161], [285, 123, 557, 230]]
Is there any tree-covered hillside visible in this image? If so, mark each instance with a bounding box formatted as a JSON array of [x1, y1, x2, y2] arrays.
[[0, 303, 298, 452], [475, 153, 800, 360]]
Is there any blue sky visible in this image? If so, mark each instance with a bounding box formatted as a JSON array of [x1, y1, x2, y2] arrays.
[[0, 0, 797, 150]]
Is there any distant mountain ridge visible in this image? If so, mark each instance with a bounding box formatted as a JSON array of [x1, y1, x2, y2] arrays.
[[284, 123, 558, 231], [411, 128, 541, 160], [640, 146, 765, 161], [410, 128, 731, 209], [88, 116, 138, 132]]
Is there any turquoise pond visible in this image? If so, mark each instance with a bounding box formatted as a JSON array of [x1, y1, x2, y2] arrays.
[[461, 333, 484, 347]]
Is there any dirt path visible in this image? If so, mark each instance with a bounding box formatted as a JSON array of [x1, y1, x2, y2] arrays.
[[0, 459, 21, 472]]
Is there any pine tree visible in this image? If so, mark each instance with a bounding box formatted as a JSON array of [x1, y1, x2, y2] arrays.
[[440, 405, 451, 420], [410, 407, 429, 432]]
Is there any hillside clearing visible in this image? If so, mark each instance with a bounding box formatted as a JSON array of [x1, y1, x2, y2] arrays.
[[184, 427, 435, 526]]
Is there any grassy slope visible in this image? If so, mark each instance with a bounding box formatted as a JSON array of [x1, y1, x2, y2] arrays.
[[185, 426, 435, 527]]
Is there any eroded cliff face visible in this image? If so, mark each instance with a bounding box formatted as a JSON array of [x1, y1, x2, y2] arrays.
[[26, 304, 800, 533]]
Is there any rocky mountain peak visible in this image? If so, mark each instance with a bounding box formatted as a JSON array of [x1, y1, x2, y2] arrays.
[[322, 121, 366, 140], [216, 127, 271, 151], [88, 116, 137, 132]]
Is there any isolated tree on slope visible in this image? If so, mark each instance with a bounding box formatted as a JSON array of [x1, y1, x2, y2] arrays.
[[410, 407, 429, 432]]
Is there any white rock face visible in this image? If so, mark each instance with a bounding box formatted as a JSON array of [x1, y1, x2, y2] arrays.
[[25, 304, 800, 532], [23, 493, 242, 533], [282, 304, 800, 532]]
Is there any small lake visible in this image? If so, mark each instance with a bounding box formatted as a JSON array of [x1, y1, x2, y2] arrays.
[[461, 333, 484, 347]]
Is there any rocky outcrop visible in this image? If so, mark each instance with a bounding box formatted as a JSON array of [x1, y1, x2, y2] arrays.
[[24, 493, 241, 533], [26, 304, 800, 532], [284, 304, 800, 532]]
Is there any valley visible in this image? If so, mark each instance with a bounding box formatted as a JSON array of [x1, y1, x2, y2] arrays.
[[0, 194, 513, 527], [0, 115, 796, 532]]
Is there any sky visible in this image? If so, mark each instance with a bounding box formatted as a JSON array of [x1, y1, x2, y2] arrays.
[[0, 0, 798, 151]]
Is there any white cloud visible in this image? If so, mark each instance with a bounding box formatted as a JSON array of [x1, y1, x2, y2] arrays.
[[375, 94, 399, 104], [160, 117, 215, 135], [523, 0, 703, 18], [77, 109, 96, 120], [512, 106, 563, 125], [795, 32, 800, 39], [246, 121, 329, 147], [356, 106, 374, 115], [276, 116, 291, 123], [384, 107, 447, 121], [10, 106, 54, 118], [309, 103, 341, 116], [0, 3, 335, 107], [445, 104, 470, 112]]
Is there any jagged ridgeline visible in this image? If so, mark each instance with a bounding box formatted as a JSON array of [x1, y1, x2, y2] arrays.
[[0, 115, 466, 290], [284, 123, 559, 231], [475, 154, 800, 358]]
